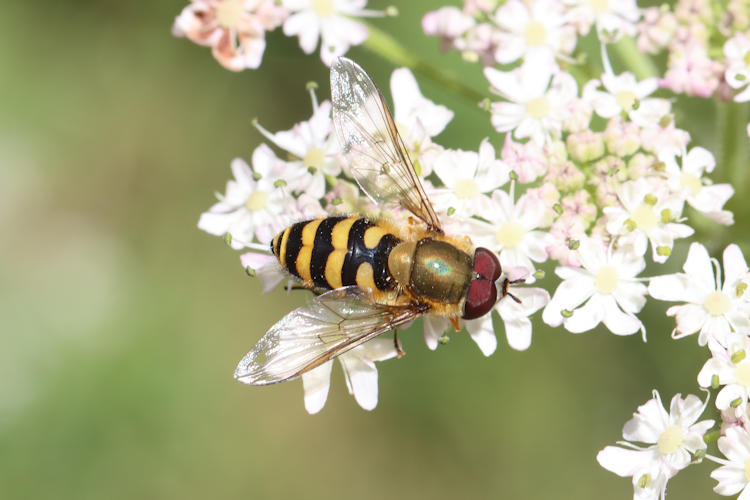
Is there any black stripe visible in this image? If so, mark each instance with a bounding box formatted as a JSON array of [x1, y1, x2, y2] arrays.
[[342, 218, 373, 287], [273, 232, 282, 257], [310, 216, 346, 289], [340, 218, 400, 291], [284, 221, 306, 278], [373, 234, 400, 291]]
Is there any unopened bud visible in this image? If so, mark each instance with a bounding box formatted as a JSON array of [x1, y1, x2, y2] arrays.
[[656, 246, 671, 257], [637, 474, 651, 489], [732, 349, 746, 364], [703, 430, 720, 444]]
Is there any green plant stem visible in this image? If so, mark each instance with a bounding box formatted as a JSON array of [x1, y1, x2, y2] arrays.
[[719, 99, 748, 193], [611, 37, 660, 80], [362, 23, 486, 104]]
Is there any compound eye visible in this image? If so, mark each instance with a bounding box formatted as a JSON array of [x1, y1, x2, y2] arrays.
[[463, 279, 497, 320], [473, 247, 501, 282]]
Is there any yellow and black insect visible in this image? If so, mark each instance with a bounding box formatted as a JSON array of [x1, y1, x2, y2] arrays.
[[235, 58, 518, 386]]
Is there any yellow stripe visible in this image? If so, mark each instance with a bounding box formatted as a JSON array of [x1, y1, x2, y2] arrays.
[[301, 219, 323, 247], [355, 262, 376, 292], [296, 247, 313, 283], [325, 250, 346, 289], [278, 226, 291, 265], [331, 217, 357, 249], [363, 226, 387, 249]]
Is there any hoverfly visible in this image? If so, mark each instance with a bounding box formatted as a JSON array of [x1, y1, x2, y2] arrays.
[[235, 57, 519, 386]]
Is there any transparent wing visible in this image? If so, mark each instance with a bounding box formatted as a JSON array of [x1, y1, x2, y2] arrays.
[[235, 287, 426, 386], [330, 57, 442, 233]]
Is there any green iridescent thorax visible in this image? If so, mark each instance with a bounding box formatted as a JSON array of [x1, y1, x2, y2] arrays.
[[410, 238, 473, 303]]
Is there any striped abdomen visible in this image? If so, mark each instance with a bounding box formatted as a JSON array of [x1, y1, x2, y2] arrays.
[[271, 216, 401, 295]]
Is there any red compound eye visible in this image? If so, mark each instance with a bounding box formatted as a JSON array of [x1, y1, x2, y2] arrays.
[[473, 247, 501, 282], [463, 279, 497, 320]]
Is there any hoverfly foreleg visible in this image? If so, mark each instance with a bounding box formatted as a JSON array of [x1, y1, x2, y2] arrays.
[[393, 329, 405, 358]]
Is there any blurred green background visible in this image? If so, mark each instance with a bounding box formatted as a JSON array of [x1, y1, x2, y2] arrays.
[[1, 1, 748, 499]]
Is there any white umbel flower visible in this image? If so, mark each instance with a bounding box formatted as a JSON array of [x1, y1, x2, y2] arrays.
[[491, 0, 577, 64], [583, 71, 660, 125], [711, 425, 750, 498], [390, 67, 454, 176], [467, 189, 551, 278], [256, 98, 341, 200], [698, 333, 750, 415], [484, 54, 577, 145], [421, 284, 548, 356], [648, 243, 750, 346], [659, 147, 734, 225], [598, 391, 714, 500], [564, 0, 640, 41], [542, 236, 647, 337], [301, 337, 398, 414], [430, 139, 509, 218], [198, 147, 289, 247], [603, 177, 694, 264], [282, 0, 370, 66], [724, 33, 750, 102]]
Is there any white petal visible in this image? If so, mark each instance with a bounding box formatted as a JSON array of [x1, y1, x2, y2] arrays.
[[716, 384, 746, 410], [485, 67, 528, 102], [423, 316, 451, 351], [648, 274, 692, 302], [601, 296, 643, 336], [724, 244, 749, 285], [230, 157, 255, 187], [720, 426, 750, 463], [711, 464, 747, 496], [623, 398, 667, 443], [466, 315, 498, 356], [597, 446, 655, 477], [302, 361, 333, 414], [503, 315, 532, 350], [563, 294, 604, 333], [340, 352, 379, 411], [683, 242, 715, 292], [675, 393, 708, 427]]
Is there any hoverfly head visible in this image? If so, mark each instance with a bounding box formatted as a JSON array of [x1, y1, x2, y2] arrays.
[[463, 248, 525, 319], [462, 247, 501, 320]]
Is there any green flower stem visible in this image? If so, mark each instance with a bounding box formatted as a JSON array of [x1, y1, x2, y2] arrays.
[[719, 99, 749, 199], [610, 37, 660, 80], [362, 23, 486, 104]]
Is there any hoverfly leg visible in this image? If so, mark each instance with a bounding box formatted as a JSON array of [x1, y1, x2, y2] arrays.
[[393, 330, 405, 358], [500, 278, 525, 304], [449, 316, 461, 332]]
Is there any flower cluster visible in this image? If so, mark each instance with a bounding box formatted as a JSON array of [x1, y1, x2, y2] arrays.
[[191, 0, 750, 497], [637, 0, 750, 101], [172, 0, 388, 70], [422, 0, 639, 66]]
